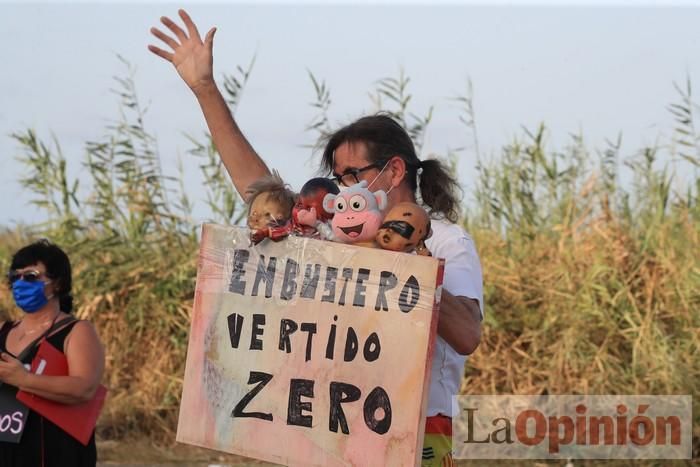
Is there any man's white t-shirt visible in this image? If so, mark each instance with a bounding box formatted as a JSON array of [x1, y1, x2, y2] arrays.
[[424, 219, 484, 417]]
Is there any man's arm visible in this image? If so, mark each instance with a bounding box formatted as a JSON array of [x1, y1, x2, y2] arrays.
[[148, 9, 269, 199], [190, 82, 270, 198], [437, 291, 482, 356]]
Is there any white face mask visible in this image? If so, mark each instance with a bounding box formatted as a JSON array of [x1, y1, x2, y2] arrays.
[[334, 182, 388, 195], [367, 160, 394, 196]]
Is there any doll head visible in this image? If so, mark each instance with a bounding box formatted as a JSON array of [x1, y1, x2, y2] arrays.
[[246, 172, 297, 230], [292, 177, 340, 226], [376, 202, 432, 253]]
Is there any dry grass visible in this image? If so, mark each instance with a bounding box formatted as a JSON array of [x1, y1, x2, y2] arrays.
[[466, 210, 699, 397]]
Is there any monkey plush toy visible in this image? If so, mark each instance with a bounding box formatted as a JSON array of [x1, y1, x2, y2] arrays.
[[321, 180, 387, 248]]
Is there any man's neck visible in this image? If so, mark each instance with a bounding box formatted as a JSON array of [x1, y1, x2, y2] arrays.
[[387, 185, 417, 209]]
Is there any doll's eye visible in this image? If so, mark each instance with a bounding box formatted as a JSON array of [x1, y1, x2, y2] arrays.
[[335, 198, 347, 212], [349, 195, 366, 212]]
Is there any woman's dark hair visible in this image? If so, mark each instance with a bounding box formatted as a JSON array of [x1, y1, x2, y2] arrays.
[[321, 114, 462, 222], [8, 239, 73, 313]]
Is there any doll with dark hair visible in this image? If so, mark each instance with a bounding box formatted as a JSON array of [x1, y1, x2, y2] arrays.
[[293, 177, 339, 238]]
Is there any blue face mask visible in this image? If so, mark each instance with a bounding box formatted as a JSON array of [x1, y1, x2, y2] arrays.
[[12, 279, 51, 313]]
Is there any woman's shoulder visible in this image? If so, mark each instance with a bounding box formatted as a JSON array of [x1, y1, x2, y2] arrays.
[[62, 318, 101, 348], [59, 317, 98, 337], [69, 319, 99, 336], [47, 315, 98, 349]]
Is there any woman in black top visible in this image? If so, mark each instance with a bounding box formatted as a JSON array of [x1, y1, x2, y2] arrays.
[[0, 240, 104, 466]]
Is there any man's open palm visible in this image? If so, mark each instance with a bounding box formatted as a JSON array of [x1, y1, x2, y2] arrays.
[[148, 9, 216, 93]]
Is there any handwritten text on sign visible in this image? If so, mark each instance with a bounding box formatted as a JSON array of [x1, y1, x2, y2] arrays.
[[177, 224, 443, 467]]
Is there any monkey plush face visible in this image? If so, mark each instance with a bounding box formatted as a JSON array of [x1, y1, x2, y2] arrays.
[[376, 202, 431, 253], [322, 181, 387, 244]]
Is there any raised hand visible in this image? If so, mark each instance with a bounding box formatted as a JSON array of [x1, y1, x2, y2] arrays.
[[148, 9, 217, 94], [148, 9, 271, 197]]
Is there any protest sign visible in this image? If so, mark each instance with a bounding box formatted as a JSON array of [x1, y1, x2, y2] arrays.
[[177, 224, 444, 466]]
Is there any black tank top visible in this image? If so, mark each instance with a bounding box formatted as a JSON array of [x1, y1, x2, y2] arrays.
[[0, 320, 97, 467]]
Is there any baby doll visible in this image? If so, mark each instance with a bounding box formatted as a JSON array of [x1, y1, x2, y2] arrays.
[[246, 171, 297, 245], [376, 202, 432, 256], [321, 180, 387, 248], [292, 178, 340, 238]]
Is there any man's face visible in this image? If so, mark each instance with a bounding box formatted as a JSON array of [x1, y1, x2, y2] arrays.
[[332, 141, 387, 189]]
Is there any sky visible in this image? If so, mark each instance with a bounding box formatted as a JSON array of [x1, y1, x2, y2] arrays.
[[1, 2, 699, 225]]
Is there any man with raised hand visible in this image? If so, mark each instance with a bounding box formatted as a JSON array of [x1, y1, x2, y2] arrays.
[[149, 10, 483, 466]]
